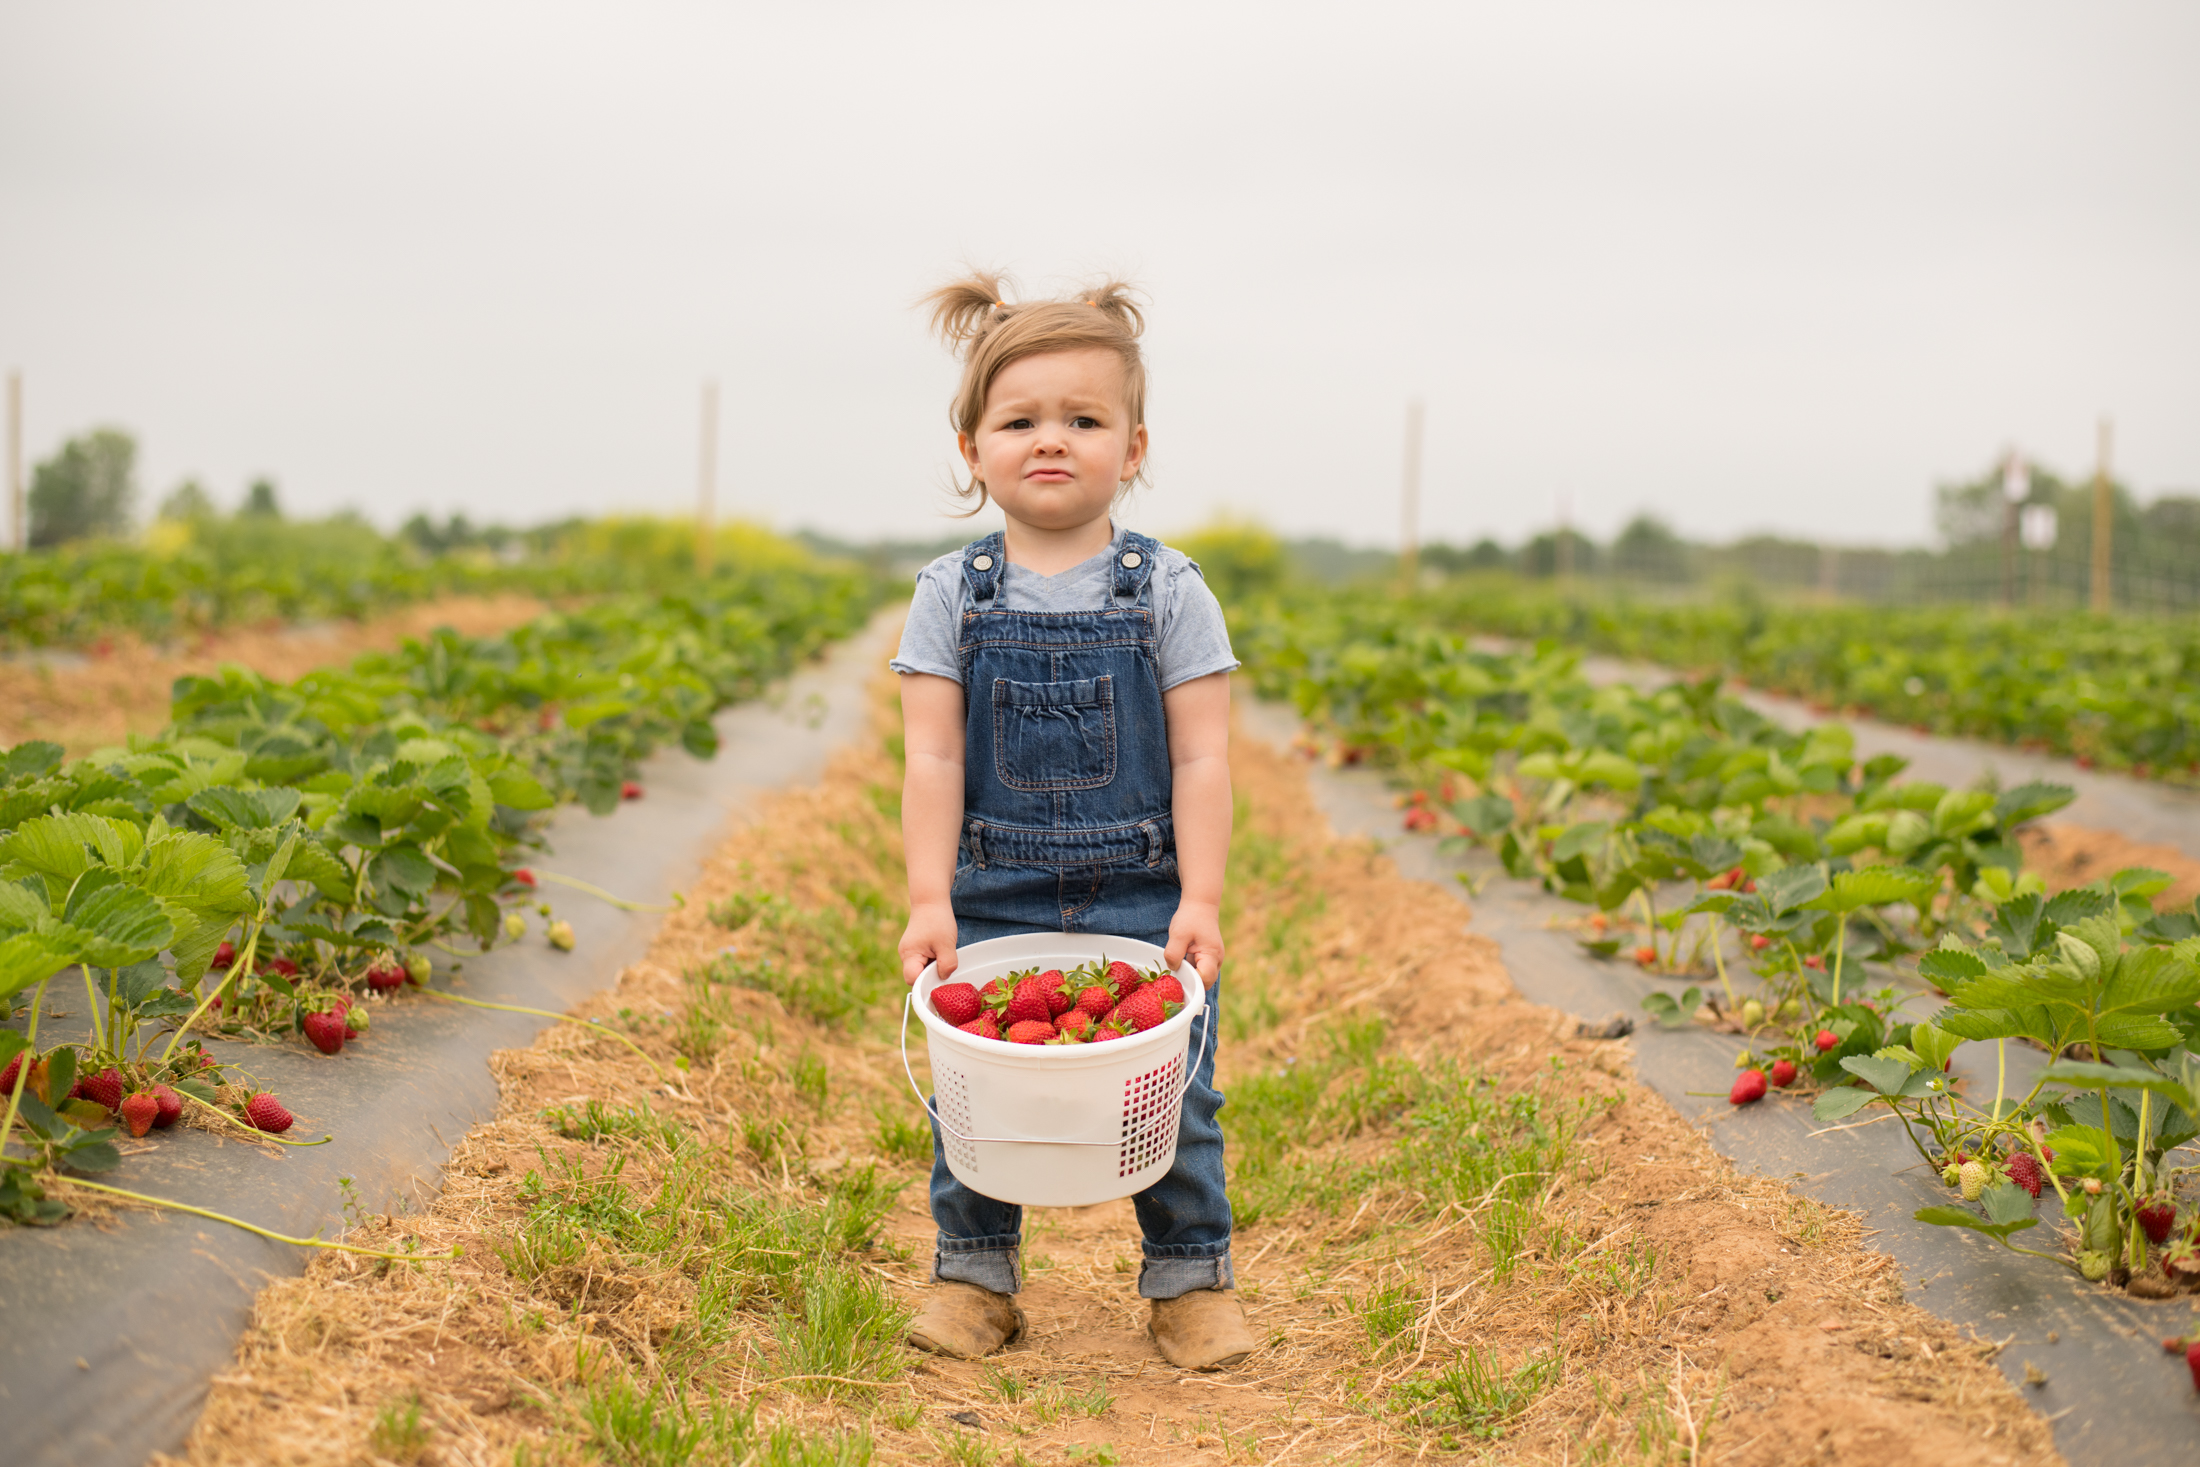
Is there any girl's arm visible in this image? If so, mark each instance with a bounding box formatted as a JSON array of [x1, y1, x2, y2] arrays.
[[898, 672, 968, 984], [1162, 671, 1232, 984]]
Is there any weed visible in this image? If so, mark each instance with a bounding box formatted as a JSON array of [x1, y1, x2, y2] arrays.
[[707, 890, 784, 930], [758, 1421, 875, 1467], [981, 1365, 1028, 1403], [1064, 1448, 1121, 1466], [926, 1426, 996, 1466], [367, 1391, 429, 1461], [1351, 1276, 1422, 1355], [1391, 1347, 1562, 1443], [1029, 1379, 1113, 1424], [542, 1098, 686, 1150], [771, 1259, 911, 1397], [791, 1048, 831, 1110], [577, 1375, 753, 1466], [872, 1104, 933, 1164]]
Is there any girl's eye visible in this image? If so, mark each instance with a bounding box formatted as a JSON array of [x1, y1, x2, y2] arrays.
[[1071, 416, 1101, 430], [1003, 417, 1034, 430]]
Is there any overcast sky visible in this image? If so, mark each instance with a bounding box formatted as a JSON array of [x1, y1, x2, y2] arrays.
[[3, 2, 2194, 551]]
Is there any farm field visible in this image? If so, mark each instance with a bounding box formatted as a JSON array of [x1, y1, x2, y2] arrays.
[[159, 676, 2060, 1467]]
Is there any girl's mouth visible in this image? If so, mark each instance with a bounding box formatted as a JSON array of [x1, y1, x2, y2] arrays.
[[1027, 470, 1074, 483]]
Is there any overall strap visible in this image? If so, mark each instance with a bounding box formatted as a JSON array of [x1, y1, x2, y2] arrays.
[[959, 531, 1007, 604], [1110, 529, 1163, 608]]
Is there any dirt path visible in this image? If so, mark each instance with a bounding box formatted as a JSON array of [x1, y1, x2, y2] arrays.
[[1, 594, 545, 754], [160, 681, 2063, 1466]]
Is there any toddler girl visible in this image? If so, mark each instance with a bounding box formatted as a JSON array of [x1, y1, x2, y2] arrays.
[[891, 273, 1252, 1371]]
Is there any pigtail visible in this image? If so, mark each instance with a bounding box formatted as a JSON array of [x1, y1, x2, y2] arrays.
[[923, 271, 1017, 357], [1081, 279, 1146, 340]]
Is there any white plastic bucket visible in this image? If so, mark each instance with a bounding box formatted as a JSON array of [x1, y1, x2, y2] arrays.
[[902, 933, 1209, 1208]]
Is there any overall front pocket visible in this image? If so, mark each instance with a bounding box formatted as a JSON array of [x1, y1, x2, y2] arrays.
[[991, 676, 1117, 792]]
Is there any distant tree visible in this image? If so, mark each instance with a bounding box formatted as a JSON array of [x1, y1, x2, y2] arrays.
[[1610, 514, 1689, 582], [158, 479, 217, 521], [241, 478, 283, 518], [29, 427, 139, 547], [1520, 530, 1597, 578], [1175, 521, 1288, 602]]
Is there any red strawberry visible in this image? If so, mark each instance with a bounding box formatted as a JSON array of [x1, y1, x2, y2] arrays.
[[264, 956, 300, 978], [1814, 1030, 1840, 1053], [150, 1085, 183, 1129], [957, 1014, 1001, 1042], [1075, 986, 1116, 1020], [1748, 934, 1772, 952], [0, 1052, 25, 1097], [1769, 1059, 1797, 1088], [2187, 1341, 2200, 1393], [621, 780, 643, 800], [1106, 961, 1142, 997], [242, 1092, 294, 1133], [1632, 946, 1657, 967], [1147, 974, 1187, 1008], [1006, 1019, 1057, 1045], [1088, 1021, 1129, 1044], [979, 976, 1016, 1011], [2137, 1197, 2178, 1246], [120, 1092, 160, 1138], [365, 957, 406, 992], [931, 982, 982, 1026], [1045, 987, 1074, 1019], [1005, 980, 1054, 1026], [213, 940, 238, 970], [1802, 954, 1823, 971], [1110, 989, 1179, 1034], [1034, 969, 1067, 993], [302, 1011, 348, 1055], [75, 1066, 124, 1111], [1056, 1010, 1094, 1041], [512, 867, 538, 887], [1729, 1069, 1768, 1105], [2004, 1152, 2043, 1199]]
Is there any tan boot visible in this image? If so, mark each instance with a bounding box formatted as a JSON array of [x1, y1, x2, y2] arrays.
[[906, 1281, 1025, 1359], [1148, 1288, 1256, 1371]]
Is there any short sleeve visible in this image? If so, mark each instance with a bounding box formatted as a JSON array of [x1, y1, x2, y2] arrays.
[[1153, 554, 1239, 691], [888, 558, 965, 682]]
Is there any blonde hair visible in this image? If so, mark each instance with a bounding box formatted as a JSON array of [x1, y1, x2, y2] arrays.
[[921, 270, 1149, 515]]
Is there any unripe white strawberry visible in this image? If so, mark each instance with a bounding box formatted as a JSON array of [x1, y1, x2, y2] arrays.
[[1958, 1160, 1987, 1201]]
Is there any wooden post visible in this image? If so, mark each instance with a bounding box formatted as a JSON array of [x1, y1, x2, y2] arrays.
[[2090, 417, 2113, 613], [6, 371, 20, 553], [695, 378, 719, 578], [1398, 400, 1423, 593]]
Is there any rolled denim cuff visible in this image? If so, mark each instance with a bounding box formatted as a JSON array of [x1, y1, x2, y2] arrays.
[[1138, 1246, 1233, 1301], [934, 1233, 1022, 1295]]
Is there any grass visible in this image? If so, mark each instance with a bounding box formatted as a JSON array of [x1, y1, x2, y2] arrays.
[[367, 1391, 429, 1461], [1390, 1346, 1565, 1446]]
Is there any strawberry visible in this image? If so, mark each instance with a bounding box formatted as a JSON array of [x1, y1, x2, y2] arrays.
[[547, 919, 576, 951], [1632, 946, 1657, 967], [1034, 969, 1067, 993], [150, 1084, 184, 1129], [365, 956, 407, 992], [1045, 986, 1074, 1019], [1802, 954, 1823, 970], [213, 940, 238, 970], [302, 1010, 348, 1055], [119, 1091, 160, 1138], [2137, 1197, 2178, 1246], [512, 867, 538, 887], [1044, 1026, 1087, 1045], [979, 976, 1017, 1011], [957, 1014, 1001, 1042], [1147, 974, 1187, 1008], [1729, 1069, 1767, 1105], [1056, 1010, 1094, 1041], [621, 780, 643, 800], [1088, 1021, 1130, 1044], [2188, 1341, 2200, 1393], [1075, 986, 1116, 1020], [344, 1005, 370, 1037], [1748, 934, 1772, 952], [404, 954, 432, 985], [1958, 1160, 1987, 1201], [0, 1052, 25, 1097], [1110, 988, 1180, 1034], [2004, 1152, 2043, 1199], [1006, 1019, 1057, 1045], [1106, 960, 1142, 997], [242, 1092, 294, 1133], [1814, 1030, 1840, 1053], [1706, 869, 1734, 891], [1769, 1059, 1797, 1088], [1005, 980, 1054, 1026], [931, 982, 982, 1026], [75, 1066, 124, 1112], [264, 956, 300, 978]]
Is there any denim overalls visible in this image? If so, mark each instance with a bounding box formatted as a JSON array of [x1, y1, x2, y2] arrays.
[[929, 528, 1235, 1301]]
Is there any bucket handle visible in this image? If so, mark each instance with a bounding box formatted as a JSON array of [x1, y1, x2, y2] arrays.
[[898, 985, 1217, 1149]]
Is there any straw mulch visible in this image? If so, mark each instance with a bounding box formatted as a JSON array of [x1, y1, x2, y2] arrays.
[[159, 677, 2064, 1466], [0, 593, 544, 754]]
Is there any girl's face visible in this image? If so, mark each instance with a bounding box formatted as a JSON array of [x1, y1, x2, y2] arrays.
[[960, 348, 1147, 534]]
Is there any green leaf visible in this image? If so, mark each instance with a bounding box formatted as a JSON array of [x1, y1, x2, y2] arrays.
[[1811, 1086, 1878, 1122], [60, 883, 173, 964], [1838, 1054, 1913, 1096], [187, 786, 303, 831], [2038, 1060, 2199, 1113], [1915, 1206, 2038, 1241], [1756, 864, 1827, 916], [0, 879, 47, 932], [1993, 781, 2076, 829], [2099, 943, 2200, 1017], [1979, 1181, 2035, 1225], [0, 933, 79, 999], [2040, 1124, 2116, 1179], [1918, 947, 1987, 986], [1805, 865, 1937, 915], [1908, 1021, 1962, 1073]]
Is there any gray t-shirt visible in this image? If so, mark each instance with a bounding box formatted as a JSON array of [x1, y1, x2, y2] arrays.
[[890, 526, 1239, 691]]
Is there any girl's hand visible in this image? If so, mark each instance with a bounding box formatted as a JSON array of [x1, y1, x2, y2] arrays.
[[899, 901, 961, 986], [1164, 900, 1225, 987]]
